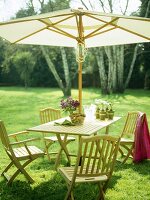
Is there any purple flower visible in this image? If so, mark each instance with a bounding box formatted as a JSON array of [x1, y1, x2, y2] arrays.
[[60, 96, 80, 113]]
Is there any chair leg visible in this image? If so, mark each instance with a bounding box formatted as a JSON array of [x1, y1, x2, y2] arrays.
[[97, 183, 105, 200], [1, 161, 13, 176], [55, 135, 71, 169], [118, 148, 124, 157], [55, 148, 63, 169], [5, 157, 35, 184], [55, 140, 72, 168], [122, 146, 134, 164], [12, 159, 34, 184], [44, 140, 54, 161], [65, 183, 74, 200]]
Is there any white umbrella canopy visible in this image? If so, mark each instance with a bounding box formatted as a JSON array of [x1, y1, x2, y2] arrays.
[[0, 8, 150, 111]]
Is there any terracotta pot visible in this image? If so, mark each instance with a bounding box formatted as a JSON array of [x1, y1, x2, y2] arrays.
[[99, 110, 106, 120], [107, 110, 114, 120]]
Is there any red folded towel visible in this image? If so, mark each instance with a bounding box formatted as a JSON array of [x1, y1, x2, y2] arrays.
[[133, 112, 150, 163]]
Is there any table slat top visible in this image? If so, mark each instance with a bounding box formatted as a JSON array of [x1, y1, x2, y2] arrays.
[[28, 117, 121, 136]]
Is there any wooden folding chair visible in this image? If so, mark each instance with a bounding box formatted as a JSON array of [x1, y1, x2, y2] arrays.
[[119, 111, 140, 164], [40, 107, 75, 161], [59, 135, 120, 200], [0, 120, 45, 185]]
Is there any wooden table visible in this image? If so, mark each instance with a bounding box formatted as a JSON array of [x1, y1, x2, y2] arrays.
[[28, 116, 121, 168]]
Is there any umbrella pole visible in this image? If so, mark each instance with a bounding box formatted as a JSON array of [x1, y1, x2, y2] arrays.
[[78, 61, 82, 113]]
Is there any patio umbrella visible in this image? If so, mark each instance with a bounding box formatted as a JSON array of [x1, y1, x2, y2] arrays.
[[0, 8, 149, 112]]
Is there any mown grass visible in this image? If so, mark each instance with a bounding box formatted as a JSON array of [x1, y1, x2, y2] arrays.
[[0, 86, 150, 200]]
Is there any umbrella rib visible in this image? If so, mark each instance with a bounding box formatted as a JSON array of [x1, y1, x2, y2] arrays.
[[12, 15, 77, 44], [48, 14, 75, 26], [38, 15, 77, 40], [75, 15, 80, 42], [89, 27, 116, 38], [84, 16, 119, 39], [0, 12, 74, 26], [114, 25, 150, 40], [47, 26, 76, 40], [83, 10, 150, 22], [12, 26, 47, 44], [85, 13, 150, 41], [47, 12, 75, 19]]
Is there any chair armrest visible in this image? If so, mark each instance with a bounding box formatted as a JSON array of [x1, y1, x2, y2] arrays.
[[10, 137, 41, 146], [8, 131, 29, 138]]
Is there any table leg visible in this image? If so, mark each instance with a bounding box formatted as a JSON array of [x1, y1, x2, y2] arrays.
[[105, 126, 109, 134], [55, 134, 71, 169], [78, 135, 83, 166]]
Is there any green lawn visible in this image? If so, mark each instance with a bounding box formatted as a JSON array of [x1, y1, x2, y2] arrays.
[[0, 86, 150, 200]]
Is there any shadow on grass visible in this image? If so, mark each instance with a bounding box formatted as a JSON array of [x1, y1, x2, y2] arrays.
[[115, 159, 150, 176], [0, 162, 121, 200], [30, 155, 71, 171], [2, 152, 149, 200], [0, 175, 66, 200], [0, 174, 121, 200]]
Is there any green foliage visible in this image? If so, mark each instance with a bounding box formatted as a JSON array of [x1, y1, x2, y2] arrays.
[[0, 87, 150, 199], [140, 0, 150, 17], [139, 0, 150, 90], [13, 52, 35, 88], [41, 0, 70, 13], [0, 0, 149, 91], [124, 44, 145, 89]]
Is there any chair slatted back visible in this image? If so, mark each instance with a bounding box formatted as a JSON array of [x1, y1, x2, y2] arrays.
[[121, 112, 139, 137], [40, 107, 61, 124], [0, 120, 11, 151], [75, 135, 120, 178]]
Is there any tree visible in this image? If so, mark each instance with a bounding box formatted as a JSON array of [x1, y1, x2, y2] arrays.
[[13, 52, 35, 88], [0, 41, 22, 85], [27, 0, 73, 96], [0, 38, 6, 83], [78, 0, 149, 94], [140, 0, 150, 90]]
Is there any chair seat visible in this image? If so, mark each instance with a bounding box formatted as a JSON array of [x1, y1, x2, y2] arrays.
[[59, 166, 108, 183], [40, 107, 76, 162], [119, 112, 140, 164], [58, 135, 120, 200], [13, 146, 44, 159], [0, 120, 45, 184], [44, 136, 75, 142]]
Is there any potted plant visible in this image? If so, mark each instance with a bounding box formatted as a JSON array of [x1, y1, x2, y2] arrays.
[[95, 99, 108, 120], [107, 103, 115, 120], [99, 102, 107, 120], [60, 97, 85, 125]]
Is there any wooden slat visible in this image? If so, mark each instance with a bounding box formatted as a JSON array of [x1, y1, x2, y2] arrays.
[[122, 112, 139, 136], [29, 117, 121, 136], [40, 107, 61, 124], [86, 141, 94, 174], [58, 134, 120, 200]]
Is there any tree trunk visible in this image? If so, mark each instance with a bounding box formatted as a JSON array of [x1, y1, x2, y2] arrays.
[[124, 44, 139, 89], [60, 47, 71, 96], [105, 45, 124, 93], [24, 72, 28, 89], [124, 0, 150, 89], [144, 69, 150, 90], [95, 47, 108, 94], [117, 45, 124, 92], [40, 46, 66, 95], [112, 46, 117, 93], [104, 46, 113, 93], [38, 0, 71, 97]]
